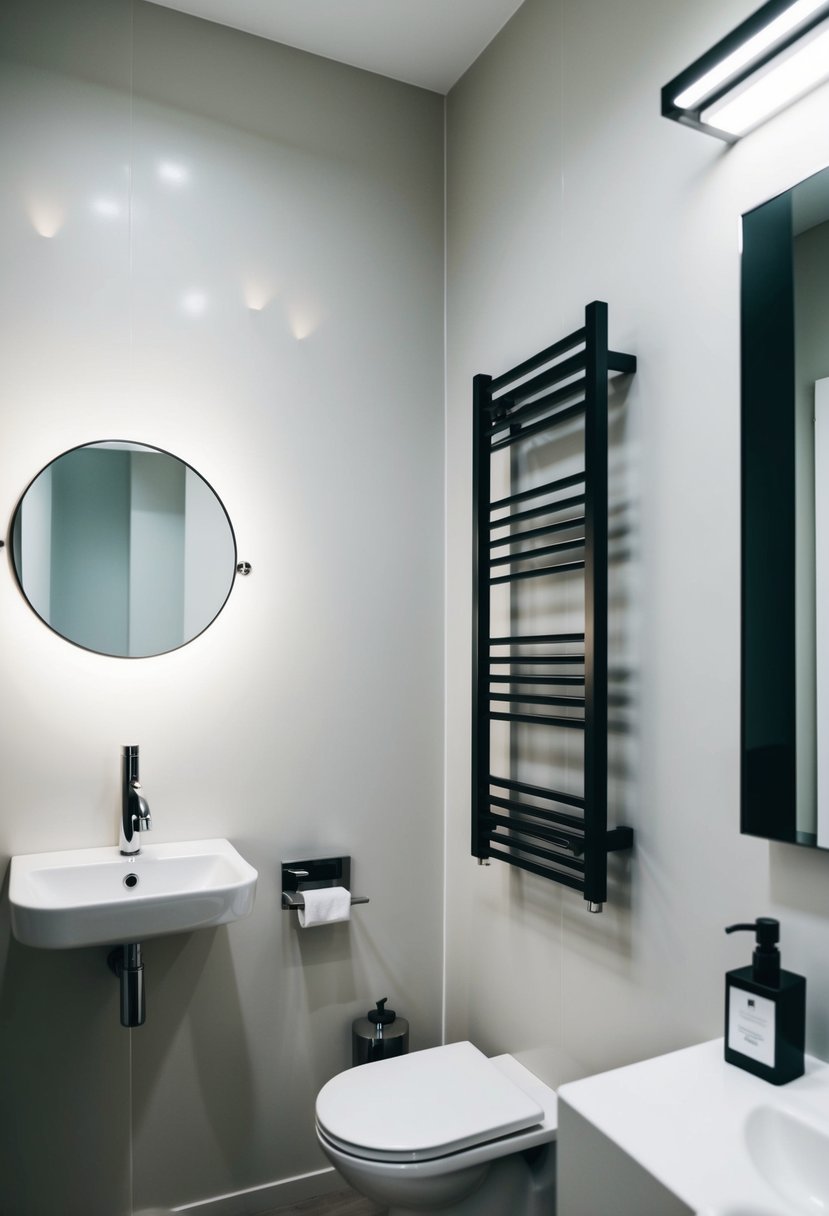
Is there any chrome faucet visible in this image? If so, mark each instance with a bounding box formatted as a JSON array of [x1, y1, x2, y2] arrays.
[[120, 745, 152, 855]]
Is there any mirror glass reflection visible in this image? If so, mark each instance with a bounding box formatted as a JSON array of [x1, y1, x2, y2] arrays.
[[797, 169, 829, 846], [11, 441, 236, 658], [742, 164, 829, 848]]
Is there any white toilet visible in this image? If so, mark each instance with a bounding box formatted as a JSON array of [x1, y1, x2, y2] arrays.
[[315, 1041, 558, 1215]]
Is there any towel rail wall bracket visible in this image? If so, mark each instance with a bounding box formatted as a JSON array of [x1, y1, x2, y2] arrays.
[[471, 301, 635, 912]]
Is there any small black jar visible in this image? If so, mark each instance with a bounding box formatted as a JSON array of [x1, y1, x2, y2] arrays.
[[352, 997, 409, 1066]]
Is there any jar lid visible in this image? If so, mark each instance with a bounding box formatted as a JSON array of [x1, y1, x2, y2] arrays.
[[368, 997, 396, 1025]]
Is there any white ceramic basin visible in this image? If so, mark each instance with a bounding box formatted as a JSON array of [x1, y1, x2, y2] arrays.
[[559, 1040, 829, 1216], [9, 838, 258, 948], [745, 1105, 829, 1215]]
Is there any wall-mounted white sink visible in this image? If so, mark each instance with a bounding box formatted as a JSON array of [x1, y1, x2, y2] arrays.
[[9, 838, 258, 948]]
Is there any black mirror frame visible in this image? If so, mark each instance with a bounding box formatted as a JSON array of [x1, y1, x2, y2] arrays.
[[741, 190, 799, 843]]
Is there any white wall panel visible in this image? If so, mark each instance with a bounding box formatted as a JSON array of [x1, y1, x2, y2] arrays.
[[0, 3, 445, 1211], [445, 0, 829, 1087]]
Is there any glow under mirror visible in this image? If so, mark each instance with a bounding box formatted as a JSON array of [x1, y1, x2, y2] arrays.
[[10, 441, 237, 658]]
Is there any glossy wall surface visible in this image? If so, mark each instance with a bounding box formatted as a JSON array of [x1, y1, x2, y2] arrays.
[[0, 4, 445, 1213], [445, 0, 829, 1084]]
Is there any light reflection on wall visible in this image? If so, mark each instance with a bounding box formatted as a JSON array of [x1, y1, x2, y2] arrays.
[[157, 159, 190, 186], [243, 277, 274, 312], [91, 196, 122, 219], [180, 289, 208, 317], [287, 301, 323, 340], [27, 197, 65, 238]]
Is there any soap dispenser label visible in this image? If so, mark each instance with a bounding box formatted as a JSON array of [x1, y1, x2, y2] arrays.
[[728, 988, 775, 1068]]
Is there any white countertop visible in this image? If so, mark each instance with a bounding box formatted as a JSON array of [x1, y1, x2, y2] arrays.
[[558, 1039, 829, 1216]]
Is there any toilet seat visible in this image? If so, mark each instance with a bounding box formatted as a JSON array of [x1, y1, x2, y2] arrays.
[[315, 1041, 545, 1164]]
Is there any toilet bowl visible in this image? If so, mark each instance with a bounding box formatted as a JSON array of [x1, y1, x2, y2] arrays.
[[315, 1041, 558, 1216]]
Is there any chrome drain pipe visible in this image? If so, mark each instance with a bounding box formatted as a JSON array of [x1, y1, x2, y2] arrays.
[[107, 942, 145, 1027]]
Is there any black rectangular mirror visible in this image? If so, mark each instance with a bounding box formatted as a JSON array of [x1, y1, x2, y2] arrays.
[[742, 163, 829, 846]]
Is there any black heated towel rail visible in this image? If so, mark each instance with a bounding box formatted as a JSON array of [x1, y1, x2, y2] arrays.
[[472, 301, 635, 911]]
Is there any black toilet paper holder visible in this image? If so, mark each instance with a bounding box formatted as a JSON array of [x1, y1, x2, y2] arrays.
[[281, 855, 370, 911]]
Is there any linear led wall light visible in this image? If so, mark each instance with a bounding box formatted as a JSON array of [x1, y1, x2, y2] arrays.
[[662, 0, 829, 140]]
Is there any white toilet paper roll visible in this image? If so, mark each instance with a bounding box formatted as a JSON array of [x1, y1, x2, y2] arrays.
[[297, 886, 352, 927]]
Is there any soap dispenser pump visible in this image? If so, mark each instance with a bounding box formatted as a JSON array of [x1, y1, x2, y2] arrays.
[[724, 917, 805, 1085]]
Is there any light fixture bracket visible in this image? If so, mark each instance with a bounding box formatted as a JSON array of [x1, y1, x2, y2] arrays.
[[662, 0, 829, 140]]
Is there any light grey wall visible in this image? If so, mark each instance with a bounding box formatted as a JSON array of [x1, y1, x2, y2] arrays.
[[0, 3, 445, 1214], [16, 464, 52, 622], [445, 0, 829, 1088]]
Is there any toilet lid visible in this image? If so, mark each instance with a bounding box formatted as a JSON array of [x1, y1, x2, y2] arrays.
[[316, 1041, 544, 1163]]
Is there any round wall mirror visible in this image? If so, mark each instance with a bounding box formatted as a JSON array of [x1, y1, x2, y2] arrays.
[[10, 441, 237, 657]]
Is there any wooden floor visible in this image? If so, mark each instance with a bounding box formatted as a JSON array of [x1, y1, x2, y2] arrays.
[[266, 1186, 385, 1215]]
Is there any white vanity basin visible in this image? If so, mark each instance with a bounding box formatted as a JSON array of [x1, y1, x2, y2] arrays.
[[557, 1040, 829, 1216], [744, 1104, 829, 1215], [9, 838, 258, 948]]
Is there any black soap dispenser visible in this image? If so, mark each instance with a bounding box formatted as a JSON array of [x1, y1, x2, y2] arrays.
[[724, 917, 805, 1085]]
